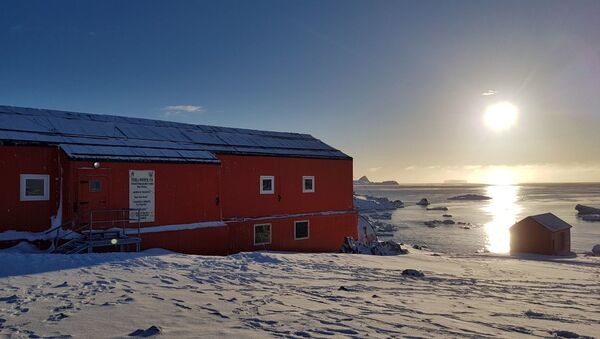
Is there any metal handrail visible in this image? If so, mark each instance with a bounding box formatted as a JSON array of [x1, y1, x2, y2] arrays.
[[51, 208, 143, 253]]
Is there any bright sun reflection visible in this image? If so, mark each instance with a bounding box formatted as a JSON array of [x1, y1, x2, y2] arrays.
[[482, 185, 521, 253], [483, 101, 518, 132]]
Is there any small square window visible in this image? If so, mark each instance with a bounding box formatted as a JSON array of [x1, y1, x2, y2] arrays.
[[260, 176, 274, 194], [89, 180, 102, 193], [302, 176, 315, 193], [295, 220, 310, 240], [254, 223, 272, 245], [20, 174, 50, 201]]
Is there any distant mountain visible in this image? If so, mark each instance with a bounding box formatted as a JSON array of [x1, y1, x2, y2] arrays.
[[353, 176, 399, 186], [355, 176, 371, 185]]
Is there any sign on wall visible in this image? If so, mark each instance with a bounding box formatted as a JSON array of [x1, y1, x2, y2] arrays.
[[129, 170, 155, 223]]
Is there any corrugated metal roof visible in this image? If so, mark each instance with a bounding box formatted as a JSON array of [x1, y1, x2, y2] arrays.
[[529, 213, 572, 232], [0, 105, 351, 162]]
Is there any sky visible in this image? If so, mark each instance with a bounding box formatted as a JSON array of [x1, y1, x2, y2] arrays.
[[1, 0, 600, 184]]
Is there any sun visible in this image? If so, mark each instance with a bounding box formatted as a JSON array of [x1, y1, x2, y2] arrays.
[[483, 101, 518, 132]]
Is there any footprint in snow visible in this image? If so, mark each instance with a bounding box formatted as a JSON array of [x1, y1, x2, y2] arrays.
[[0, 295, 20, 304], [47, 313, 69, 322]]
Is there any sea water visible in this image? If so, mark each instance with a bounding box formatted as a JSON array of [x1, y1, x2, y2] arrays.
[[354, 183, 600, 254]]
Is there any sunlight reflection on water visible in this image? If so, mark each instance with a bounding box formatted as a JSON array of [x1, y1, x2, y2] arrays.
[[482, 185, 522, 253]]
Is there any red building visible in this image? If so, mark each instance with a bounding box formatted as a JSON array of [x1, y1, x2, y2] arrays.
[[509, 213, 572, 256], [0, 105, 357, 255]]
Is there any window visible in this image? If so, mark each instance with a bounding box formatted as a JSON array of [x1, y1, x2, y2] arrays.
[[89, 180, 102, 193], [260, 176, 274, 194], [254, 223, 272, 245], [302, 176, 315, 193], [294, 220, 310, 240], [20, 174, 50, 201]]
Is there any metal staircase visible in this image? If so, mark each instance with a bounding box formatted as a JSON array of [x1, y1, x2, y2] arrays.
[[46, 209, 142, 254]]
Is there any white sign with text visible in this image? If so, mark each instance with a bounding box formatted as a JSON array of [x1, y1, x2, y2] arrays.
[[129, 170, 155, 223]]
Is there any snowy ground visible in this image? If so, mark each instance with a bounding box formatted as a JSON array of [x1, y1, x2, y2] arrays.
[[1, 247, 599, 338]]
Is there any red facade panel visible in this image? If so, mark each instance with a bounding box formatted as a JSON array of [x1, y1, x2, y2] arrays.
[[218, 154, 353, 218], [140, 226, 230, 255], [0, 146, 62, 232], [0, 146, 357, 255], [228, 212, 358, 253], [65, 161, 222, 227]]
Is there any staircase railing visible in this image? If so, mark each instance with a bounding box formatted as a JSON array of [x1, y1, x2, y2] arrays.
[[48, 208, 142, 253]]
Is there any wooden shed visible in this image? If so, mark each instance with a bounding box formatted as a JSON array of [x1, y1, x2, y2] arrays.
[[509, 213, 572, 256]]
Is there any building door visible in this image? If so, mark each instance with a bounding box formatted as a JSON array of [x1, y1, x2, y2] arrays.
[[77, 169, 110, 224]]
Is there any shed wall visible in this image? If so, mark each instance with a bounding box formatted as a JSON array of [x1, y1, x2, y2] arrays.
[[510, 218, 554, 255]]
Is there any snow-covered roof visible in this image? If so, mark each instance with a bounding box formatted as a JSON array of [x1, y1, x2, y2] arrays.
[[526, 213, 572, 232], [0, 105, 350, 162]]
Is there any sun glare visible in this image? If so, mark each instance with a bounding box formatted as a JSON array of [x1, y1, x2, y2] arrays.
[[483, 101, 518, 132]]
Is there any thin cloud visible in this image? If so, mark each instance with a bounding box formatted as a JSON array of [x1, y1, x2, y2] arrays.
[[481, 90, 498, 96], [160, 105, 205, 118]]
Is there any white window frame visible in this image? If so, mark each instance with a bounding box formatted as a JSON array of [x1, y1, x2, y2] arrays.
[[253, 223, 272, 245], [302, 176, 315, 193], [294, 220, 310, 240], [20, 174, 50, 201], [260, 175, 275, 194]]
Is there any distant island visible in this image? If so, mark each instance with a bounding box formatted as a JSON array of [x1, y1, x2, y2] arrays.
[[353, 176, 399, 186], [443, 179, 468, 184]]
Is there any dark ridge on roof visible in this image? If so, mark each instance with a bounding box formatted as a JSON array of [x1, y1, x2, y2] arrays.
[[511, 213, 572, 232], [0, 105, 351, 162]]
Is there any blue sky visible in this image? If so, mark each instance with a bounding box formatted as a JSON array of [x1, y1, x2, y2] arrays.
[[2, 1, 600, 183]]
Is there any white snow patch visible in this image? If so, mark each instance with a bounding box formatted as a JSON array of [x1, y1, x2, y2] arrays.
[[0, 250, 598, 338]]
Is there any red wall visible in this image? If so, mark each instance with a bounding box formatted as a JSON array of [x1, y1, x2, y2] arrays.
[[140, 226, 230, 255], [138, 212, 357, 255], [0, 145, 62, 232], [66, 161, 222, 227], [218, 154, 353, 218], [1, 146, 357, 255], [228, 212, 358, 253]]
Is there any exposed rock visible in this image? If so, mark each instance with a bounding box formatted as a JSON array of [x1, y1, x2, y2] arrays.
[[592, 244, 600, 256], [129, 326, 162, 337], [549, 330, 588, 339], [575, 204, 600, 215], [442, 219, 455, 225], [354, 194, 404, 211], [442, 214, 452, 218], [412, 244, 428, 250], [370, 212, 392, 220], [448, 194, 491, 201], [401, 269, 425, 278], [339, 237, 408, 256], [417, 198, 430, 206], [426, 206, 448, 211], [423, 220, 440, 227], [581, 214, 600, 222], [338, 286, 349, 291]]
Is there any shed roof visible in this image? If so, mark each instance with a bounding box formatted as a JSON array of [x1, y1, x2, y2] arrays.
[[513, 213, 572, 232], [0, 105, 351, 163]]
